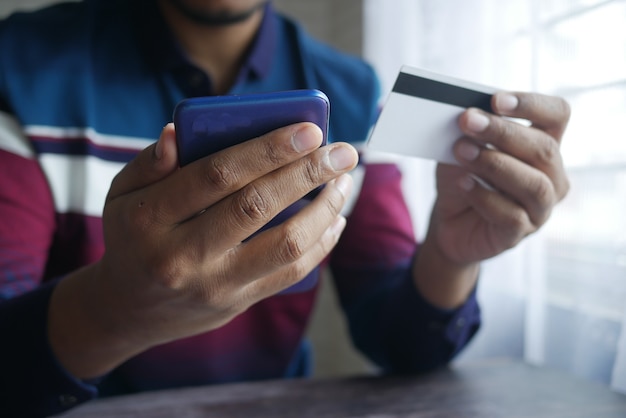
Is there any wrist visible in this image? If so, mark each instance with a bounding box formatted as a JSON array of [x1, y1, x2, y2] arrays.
[[47, 264, 148, 379], [412, 234, 479, 309]]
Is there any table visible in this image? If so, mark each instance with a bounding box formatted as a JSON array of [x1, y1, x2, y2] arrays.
[[60, 358, 626, 417]]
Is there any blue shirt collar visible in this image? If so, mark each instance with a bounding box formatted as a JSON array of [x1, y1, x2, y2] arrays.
[[132, 1, 276, 87]]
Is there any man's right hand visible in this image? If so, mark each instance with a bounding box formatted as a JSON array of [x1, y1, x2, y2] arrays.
[[47, 122, 358, 379]]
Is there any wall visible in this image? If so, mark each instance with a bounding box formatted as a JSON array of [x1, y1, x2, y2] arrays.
[[0, 0, 52, 16], [0, 0, 363, 58], [273, 0, 362, 56]]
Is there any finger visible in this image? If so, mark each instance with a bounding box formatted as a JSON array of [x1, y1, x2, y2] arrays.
[[224, 174, 353, 296], [435, 164, 470, 207], [144, 122, 326, 225], [491, 91, 571, 142], [107, 124, 179, 202], [454, 139, 557, 226], [175, 140, 358, 255], [458, 109, 569, 200], [243, 215, 347, 301], [187, 216, 347, 316], [452, 171, 535, 250]]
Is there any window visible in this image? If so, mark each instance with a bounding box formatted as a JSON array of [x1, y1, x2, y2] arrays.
[[531, 0, 626, 385], [364, 0, 626, 389], [467, 0, 626, 385]]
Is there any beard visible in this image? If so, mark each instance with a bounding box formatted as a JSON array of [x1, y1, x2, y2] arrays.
[[163, 0, 268, 26]]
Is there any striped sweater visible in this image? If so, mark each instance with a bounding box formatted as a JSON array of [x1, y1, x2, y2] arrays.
[[0, 1, 480, 415]]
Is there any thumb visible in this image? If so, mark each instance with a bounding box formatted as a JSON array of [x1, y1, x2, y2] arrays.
[[107, 123, 179, 201]]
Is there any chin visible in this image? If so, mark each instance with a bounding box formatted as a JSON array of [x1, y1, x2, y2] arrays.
[[168, 0, 267, 18]]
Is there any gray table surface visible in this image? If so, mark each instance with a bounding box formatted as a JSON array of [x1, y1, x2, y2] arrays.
[[59, 358, 626, 417]]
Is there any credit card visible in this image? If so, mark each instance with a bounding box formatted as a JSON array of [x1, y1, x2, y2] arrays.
[[367, 65, 497, 164]]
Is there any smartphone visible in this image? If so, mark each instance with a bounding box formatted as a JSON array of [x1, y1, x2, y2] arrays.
[[174, 89, 329, 163]]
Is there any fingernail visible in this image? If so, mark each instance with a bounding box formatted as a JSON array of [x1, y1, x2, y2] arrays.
[[467, 111, 490, 133], [459, 176, 476, 191], [457, 142, 480, 161], [334, 174, 353, 197], [155, 124, 174, 160], [292, 126, 322, 153], [329, 146, 356, 171], [496, 93, 519, 112], [154, 137, 163, 160]]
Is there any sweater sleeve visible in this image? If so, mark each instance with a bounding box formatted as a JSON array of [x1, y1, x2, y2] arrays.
[[0, 281, 99, 417], [329, 162, 481, 373], [0, 111, 98, 416]]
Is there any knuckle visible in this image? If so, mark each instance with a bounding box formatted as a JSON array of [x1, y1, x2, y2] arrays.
[[482, 152, 508, 177], [529, 174, 555, 210], [302, 158, 324, 186], [262, 139, 285, 166], [506, 213, 525, 233], [203, 157, 235, 192], [233, 184, 272, 225], [322, 192, 343, 218], [147, 255, 187, 290], [527, 176, 555, 225], [522, 92, 539, 110], [534, 136, 560, 166], [503, 210, 531, 241], [276, 223, 307, 264], [497, 120, 518, 145]]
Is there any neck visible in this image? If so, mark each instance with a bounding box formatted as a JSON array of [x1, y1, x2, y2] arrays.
[[158, 1, 265, 95]]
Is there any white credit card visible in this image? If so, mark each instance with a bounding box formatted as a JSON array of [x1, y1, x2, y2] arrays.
[[367, 65, 497, 165]]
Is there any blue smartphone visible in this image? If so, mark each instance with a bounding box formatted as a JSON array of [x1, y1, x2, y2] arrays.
[[173, 89, 330, 199], [173, 89, 329, 163]]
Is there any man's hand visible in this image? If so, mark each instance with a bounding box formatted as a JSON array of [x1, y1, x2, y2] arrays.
[[48, 122, 359, 379], [414, 92, 570, 308]]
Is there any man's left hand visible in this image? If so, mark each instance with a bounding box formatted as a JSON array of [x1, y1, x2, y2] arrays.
[[431, 91, 571, 265]]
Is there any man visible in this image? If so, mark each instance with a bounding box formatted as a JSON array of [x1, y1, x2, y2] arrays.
[[0, 0, 570, 416]]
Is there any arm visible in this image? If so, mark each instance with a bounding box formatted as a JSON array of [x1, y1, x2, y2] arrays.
[[415, 92, 570, 307], [45, 124, 357, 408], [330, 162, 480, 373], [2, 121, 359, 415], [331, 91, 570, 374], [0, 107, 99, 416]]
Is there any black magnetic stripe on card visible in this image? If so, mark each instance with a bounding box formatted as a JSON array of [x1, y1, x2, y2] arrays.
[[392, 72, 493, 112]]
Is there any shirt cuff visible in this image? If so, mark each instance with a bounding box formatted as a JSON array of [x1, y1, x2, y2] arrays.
[[1, 280, 98, 416], [399, 273, 481, 355]]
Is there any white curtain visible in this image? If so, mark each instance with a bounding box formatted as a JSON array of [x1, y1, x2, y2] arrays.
[[363, 0, 626, 392]]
